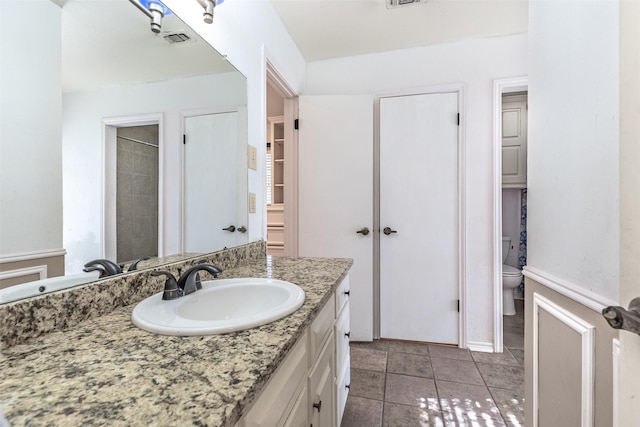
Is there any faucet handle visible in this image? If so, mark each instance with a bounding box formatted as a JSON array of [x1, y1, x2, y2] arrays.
[[152, 271, 182, 300]]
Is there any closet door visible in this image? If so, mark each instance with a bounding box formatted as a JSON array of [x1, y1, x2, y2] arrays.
[[379, 92, 460, 344], [298, 95, 374, 341]]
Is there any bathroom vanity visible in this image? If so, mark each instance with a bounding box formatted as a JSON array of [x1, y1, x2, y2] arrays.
[[0, 245, 352, 427]]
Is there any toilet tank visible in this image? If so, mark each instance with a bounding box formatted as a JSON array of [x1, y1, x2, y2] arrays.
[[502, 237, 511, 263]]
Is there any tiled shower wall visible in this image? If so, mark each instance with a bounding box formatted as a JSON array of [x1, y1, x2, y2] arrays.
[[116, 125, 159, 263]]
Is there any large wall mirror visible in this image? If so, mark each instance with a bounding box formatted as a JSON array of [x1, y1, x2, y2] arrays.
[[0, 0, 248, 304]]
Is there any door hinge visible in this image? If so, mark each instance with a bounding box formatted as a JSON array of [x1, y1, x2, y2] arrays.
[[457, 299, 460, 312], [183, 134, 186, 145], [457, 113, 460, 126], [294, 118, 299, 130]]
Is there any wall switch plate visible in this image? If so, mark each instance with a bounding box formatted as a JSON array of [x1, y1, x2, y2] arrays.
[[249, 192, 256, 213], [248, 145, 257, 170]]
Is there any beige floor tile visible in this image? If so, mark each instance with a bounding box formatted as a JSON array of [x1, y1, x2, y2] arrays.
[[350, 368, 386, 400], [388, 340, 430, 356], [341, 396, 383, 427], [489, 387, 525, 427], [350, 346, 388, 372], [476, 362, 524, 391], [431, 357, 484, 385], [428, 344, 473, 361], [385, 373, 439, 409], [382, 402, 444, 427], [387, 352, 433, 378], [471, 348, 520, 366]]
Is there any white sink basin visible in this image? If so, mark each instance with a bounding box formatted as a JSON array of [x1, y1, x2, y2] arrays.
[[131, 278, 305, 336]]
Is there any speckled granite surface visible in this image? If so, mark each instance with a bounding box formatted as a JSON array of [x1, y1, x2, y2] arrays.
[[0, 242, 266, 348], [0, 255, 352, 427]]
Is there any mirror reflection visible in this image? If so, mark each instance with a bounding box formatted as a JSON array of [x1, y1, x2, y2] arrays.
[[0, 0, 248, 303]]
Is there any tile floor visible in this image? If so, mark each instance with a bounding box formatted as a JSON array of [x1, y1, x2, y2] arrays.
[[342, 299, 525, 427]]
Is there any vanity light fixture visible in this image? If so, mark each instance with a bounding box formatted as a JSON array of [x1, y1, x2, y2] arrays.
[[195, 0, 225, 24], [128, 0, 172, 33]]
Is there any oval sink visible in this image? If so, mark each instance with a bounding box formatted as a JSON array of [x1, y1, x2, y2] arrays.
[[131, 278, 305, 336]]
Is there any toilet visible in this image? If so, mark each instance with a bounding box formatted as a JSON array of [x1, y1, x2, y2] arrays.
[[502, 237, 523, 316]]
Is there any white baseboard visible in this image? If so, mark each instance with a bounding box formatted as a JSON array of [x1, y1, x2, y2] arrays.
[[467, 340, 495, 353]]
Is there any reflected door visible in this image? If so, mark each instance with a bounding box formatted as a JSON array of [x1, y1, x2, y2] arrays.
[[184, 112, 240, 252]]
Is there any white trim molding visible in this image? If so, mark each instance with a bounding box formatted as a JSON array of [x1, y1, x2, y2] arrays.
[[467, 340, 494, 353], [492, 76, 528, 353], [524, 266, 618, 313], [0, 248, 66, 264], [612, 338, 620, 427], [533, 292, 595, 427], [0, 265, 47, 282]]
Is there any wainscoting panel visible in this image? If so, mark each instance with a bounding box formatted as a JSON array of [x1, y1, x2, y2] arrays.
[[525, 275, 618, 427], [0, 250, 65, 289]]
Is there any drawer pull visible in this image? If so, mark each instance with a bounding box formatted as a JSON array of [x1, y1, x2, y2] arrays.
[[344, 332, 350, 339], [344, 290, 350, 296], [313, 401, 322, 412], [346, 384, 351, 389]]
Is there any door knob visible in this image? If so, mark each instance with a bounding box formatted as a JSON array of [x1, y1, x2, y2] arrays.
[[237, 226, 247, 233], [222, 225, 236, 232], [356, 227, 370, 236], [383, 227, 397, 235]]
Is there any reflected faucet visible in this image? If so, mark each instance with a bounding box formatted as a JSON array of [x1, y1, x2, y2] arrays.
[[124, 256, 151, 272], [83, 259, 122, 277]]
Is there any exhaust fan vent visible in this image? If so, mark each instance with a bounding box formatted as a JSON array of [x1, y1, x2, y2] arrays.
[[387, 0, 427, 8], [163, 32, 193, 44]]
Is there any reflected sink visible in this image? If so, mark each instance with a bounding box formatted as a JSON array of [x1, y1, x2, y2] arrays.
[[131, 278, 305, 336], [0, 271, 102, 304]]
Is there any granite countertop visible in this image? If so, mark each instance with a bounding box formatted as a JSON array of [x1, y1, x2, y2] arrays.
[[0, 256, 352, 427]]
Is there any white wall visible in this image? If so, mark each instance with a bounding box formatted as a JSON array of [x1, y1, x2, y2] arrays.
[[304, 34, 527, 345], [528, 0, 619, 303], [0, 0, 63, 256], [162, 0, 307, 241], [63, 72, 246, 273]]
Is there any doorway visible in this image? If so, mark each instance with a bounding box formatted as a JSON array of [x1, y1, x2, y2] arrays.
[[104, 114, 163, 263], [265, 61, 299, 257], [492, 77, 528, 352]]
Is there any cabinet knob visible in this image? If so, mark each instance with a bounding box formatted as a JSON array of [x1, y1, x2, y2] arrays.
[[346, 384, 351, 389], [343, 290, 350, 296], [345, 332, 350, 339], [313, 400, 322, 412]]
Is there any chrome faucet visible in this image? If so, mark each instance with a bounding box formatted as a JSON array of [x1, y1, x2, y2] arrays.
[[152, 264, 222, 300]]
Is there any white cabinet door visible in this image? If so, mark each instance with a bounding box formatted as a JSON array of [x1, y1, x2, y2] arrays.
[[379, 92, 460, 345], [501, 98, 528, 187], [309, 335, 335, 427], [298, 95, 374, 341]]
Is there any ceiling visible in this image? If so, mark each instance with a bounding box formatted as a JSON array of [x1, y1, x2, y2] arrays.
[[61, 0, 236, 93], [269, 0, 528, 62]]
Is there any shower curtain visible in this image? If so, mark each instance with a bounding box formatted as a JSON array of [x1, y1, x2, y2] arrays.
[[518, 188, 527, 291]]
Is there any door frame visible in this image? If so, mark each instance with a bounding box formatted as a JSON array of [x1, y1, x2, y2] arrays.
[[492, 76, 528, 352], [374, 83, 466, 347], [266, 58, 299, 256], [103, 114, 164, 261]]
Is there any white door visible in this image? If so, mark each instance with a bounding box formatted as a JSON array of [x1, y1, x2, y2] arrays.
[[502, 96, 528, 187], [298, 95, 374, 341], [379, 92, 459, 344], [183, 112, 240, 252]]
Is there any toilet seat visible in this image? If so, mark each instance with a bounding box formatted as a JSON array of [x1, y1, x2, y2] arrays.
[[502, 264, 522, 276]]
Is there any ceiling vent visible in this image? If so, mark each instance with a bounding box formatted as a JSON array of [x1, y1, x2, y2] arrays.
[[162, 32, 195, 44], [387, 0, 427, 8]]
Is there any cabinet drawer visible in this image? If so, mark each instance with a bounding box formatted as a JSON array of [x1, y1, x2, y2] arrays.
[[309, 294, 335, 362], [240, 332, 308, 427], [335, 276, 350, 315], [335, 303, 350, 367], [336, 355, 351, 427]]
